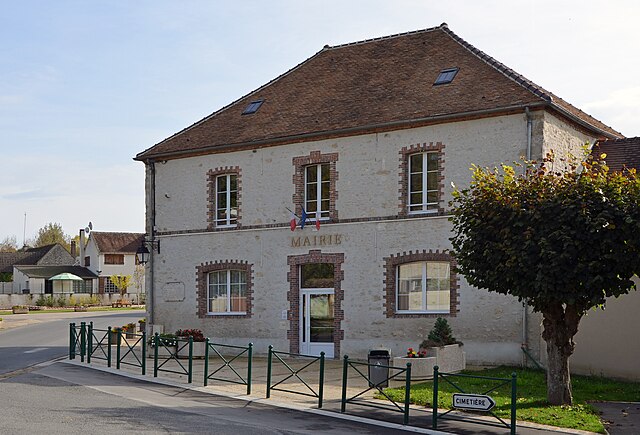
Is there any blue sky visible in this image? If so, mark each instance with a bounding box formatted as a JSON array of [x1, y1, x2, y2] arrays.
[[1, 1, 639, 243]]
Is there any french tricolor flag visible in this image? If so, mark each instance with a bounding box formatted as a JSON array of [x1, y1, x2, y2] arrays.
[[290, 211, 297, 231], [315, 211, 321, 230]]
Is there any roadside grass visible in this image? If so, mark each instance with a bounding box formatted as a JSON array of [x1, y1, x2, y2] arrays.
[[0, 306, 145, 315], [382, 366, 640, 433]]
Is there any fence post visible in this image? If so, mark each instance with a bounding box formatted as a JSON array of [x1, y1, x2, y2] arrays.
[[141, 331, 146, 375], [266, 345, 273, 398], [87, 322, 93, 364], [432, 365, 439, 430], [511, 372, 517, 435], [116, 329, 122, 370], [404, 362, 412, 425], [318, 351, 325, 409], [204, 338, 210, 387], [247, 343, 253, 395], [340, 355, 349, 413], [187, 337, 193, 384], [80, 322, 86, 362], [69, 323, 75, 359], [107, 326, 112, 367], [153, 333, 159, 377]]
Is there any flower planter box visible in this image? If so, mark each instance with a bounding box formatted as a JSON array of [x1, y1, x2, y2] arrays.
[[12, 307, 29, 314], [424, 344, 466, 373], [147, 344, 177, 358], [176, 341, 206, 359], [392, 356, 437, 380]]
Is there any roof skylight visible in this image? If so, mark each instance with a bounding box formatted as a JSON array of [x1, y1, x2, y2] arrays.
[[434, 68, 459, 85], [242, 100, 264, 115]]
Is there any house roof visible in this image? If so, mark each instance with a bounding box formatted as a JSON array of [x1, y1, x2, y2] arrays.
[[593, 137, 640, 173], [135, 23, 621, 162], [14, 265, 98, 279], [90, 232, 145, 254], [0, 244, 63, 274]]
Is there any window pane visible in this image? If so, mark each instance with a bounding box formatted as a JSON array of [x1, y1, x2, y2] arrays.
[[427, 191, 438, 204], [426, 262, 450, 311], [427, 152, 439, 167], [410, 173, 423, 192], [217, 176, 227, 192], [208, 271, 228, 313], [321, 164, 330, 181], [410, 192, 422, 205], [306, 183, 317, 201], [321, 181, 330, 201], [217, 192, 227, 208], [306, 165, 317, 183], [229, 175, 237, 191], [398, 263, 423, 311], [306, 200, 317, 213], [321, 199, 330, 213], [410, 154, 422, 173], [302, 263, 334, 288], [427, 172, 438, 190]]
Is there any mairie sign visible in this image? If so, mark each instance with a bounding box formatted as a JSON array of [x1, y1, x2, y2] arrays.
[[452, 393, 496, 412]]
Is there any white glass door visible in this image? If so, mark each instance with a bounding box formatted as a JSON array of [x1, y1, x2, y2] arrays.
[[301, 290, 334, 358]]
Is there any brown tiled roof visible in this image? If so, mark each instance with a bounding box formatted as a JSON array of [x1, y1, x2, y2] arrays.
[[90, 232, 144, 254], [0, 244, 60, 274], [593, 137, 640, 173], [136, 24, 621, 161]]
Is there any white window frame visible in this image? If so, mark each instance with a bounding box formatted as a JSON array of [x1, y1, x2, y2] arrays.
[[215, 174, 238, 228], [395, 261, 450, 314], [207, 269, 247, 315], [304, 163, 330, 221], [408, 151, 439, 214], [104, 278, 119, 294]]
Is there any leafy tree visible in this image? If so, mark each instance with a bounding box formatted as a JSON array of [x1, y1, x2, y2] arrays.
[[34, 222, 71, 251], [110, 274, 132, 298], [132, 264, 145, 293], [0, 236, 18, 252], [450, 152, 640, 405]]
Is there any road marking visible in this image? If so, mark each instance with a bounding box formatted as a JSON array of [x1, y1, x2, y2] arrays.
[[24, 347, 48, 354]]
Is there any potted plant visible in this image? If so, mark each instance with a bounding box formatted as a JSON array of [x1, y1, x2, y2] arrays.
[[121, 322, 138, 339], [109, 327, 122, 344], [138, 318, 146, 333], [419, 317, 465, 373], [12, 305, 29, 314], [148, 333, 178, 358], [175, 328, 206, 358], [392, 347, 437, 380]]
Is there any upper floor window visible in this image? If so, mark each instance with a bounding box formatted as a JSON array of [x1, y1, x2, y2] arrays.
[[104, 254, 124, 265], [216, 174, 238, 227], [305, 164, 330, 220], [208, 269, 247, 314], [397, 261, 450, 313], [408, 151, 440, 213]]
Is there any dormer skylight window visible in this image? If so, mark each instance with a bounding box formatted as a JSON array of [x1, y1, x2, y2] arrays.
[[242, 99, 264, 115], [434, 68, 459, 85]]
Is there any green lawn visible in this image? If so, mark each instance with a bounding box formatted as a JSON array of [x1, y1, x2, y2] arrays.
[[382, 366, 640, 433], [0, 306, 144, 315]]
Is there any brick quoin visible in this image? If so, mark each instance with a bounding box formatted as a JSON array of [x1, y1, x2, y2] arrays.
[[287, 250, 344, 356], [383, 249, 460, 318]]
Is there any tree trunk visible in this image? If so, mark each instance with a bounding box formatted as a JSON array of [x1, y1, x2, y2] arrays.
[[541, 303, 582, 405]]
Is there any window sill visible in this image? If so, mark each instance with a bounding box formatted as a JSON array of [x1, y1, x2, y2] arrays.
[[206, 312, 247, 316], [396, 310, 450, 315]]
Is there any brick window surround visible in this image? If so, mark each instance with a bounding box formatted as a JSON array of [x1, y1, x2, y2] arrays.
[[207, 166, 242, 229], [287, 250, 345, 356], [398, 142, 445, 216], [196, 260, 254, 319], [383, 250, 459, 318], [292, 151, 339, 221]]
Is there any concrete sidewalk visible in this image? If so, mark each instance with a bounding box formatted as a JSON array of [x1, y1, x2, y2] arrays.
[[65, 348, 599, 435]]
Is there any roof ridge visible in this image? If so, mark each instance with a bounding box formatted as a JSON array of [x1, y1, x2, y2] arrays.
[[136, 47, 330, 160], [324, 23, 446, 50], [440, 25, 552, 101]]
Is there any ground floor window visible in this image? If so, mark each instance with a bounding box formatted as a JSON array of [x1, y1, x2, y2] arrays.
[[208, 269, 247, 314], [73, 279, 93, 294], [104, 278, 119, 293]]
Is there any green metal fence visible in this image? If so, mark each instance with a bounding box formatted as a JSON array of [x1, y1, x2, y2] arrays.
[[204, 340, 253, 394], [340, 355, 412, 425], [266, 346, 325, 409], [432, 365, 517, 434], [152, 333, 193, 383], [116, 329, 146, 375], [86, 322, 112, 367], [69, 322, 86, 362]]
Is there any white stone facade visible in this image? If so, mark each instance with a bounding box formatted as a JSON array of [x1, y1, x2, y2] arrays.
[[145, 111, 598, 364]]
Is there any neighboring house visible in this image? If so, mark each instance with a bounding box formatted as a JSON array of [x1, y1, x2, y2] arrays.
[[135, 24, 624, 367], [593, 136, 640, 172], [12, 265, 97, 295], [0, 244, 75, 293], [82, 231, 145, 298]]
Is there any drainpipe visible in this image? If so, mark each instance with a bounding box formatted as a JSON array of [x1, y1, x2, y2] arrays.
[[522, 107, 533, 366], [146, 160, 156, 325]]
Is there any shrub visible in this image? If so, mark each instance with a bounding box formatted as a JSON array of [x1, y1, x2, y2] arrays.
[[68, 295, 77, 306], [35, 294, 47, 306], [175, 328, 205, 342], [420, 317, 459, 348], [55, 295, 67, 307], [45, 296, 55, 307]]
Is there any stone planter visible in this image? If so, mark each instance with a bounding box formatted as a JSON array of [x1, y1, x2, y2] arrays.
[[425, 344, 466, 373], [138, 321, 146, 333], [147, 343, 177, 358], [392, 356, 437, 380], [176, 340, 206, 359], [12, 306, 29, 314]]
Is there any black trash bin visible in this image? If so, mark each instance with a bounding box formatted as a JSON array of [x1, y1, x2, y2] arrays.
[[368, 349, 390, 388]]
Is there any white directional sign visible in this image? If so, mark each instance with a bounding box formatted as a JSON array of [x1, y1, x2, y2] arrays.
[[452, 393, 496, 411]]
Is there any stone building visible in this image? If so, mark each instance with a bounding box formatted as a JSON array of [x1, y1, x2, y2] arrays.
[[135, 24, 622, 365]]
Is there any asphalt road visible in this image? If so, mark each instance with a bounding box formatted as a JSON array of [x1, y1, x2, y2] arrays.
[[0, 310, 144, 375]]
